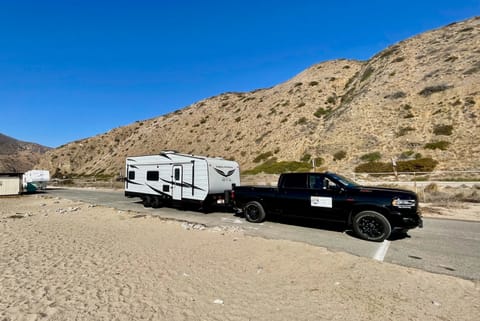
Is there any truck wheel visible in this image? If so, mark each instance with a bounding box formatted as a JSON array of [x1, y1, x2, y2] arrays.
[[352, 211, 391, 242], [244, 201, 266, 223]]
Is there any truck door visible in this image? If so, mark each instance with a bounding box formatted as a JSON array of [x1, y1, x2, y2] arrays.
[[307, 174, 348, 222], [172, 165, 182, 201], [277, 173, 312, 216]]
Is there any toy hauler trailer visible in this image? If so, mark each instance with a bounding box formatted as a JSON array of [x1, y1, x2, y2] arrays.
[[124, 151, 240, 209]]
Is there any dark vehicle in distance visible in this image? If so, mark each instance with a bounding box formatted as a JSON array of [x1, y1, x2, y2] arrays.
[[232, 172, 423, 241]]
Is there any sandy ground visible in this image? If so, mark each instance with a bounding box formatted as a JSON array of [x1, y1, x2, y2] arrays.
[[1, 195, 479, 321], [421, 202, 480, 222]]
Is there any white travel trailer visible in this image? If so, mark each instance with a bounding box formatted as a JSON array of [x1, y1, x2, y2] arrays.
[[124, 151, 240, 209], [23, 170, 50, 192]]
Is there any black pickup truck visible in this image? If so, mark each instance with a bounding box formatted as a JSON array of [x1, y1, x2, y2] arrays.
[[232, 172, 422, 241]]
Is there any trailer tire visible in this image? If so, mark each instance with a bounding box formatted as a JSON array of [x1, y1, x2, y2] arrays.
[[244, 201, 266, 223], [143, 196, 152, 208], [151, 197, 162, 208]]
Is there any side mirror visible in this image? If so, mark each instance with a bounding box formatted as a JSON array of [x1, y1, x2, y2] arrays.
[[329, 184, 343, 193]]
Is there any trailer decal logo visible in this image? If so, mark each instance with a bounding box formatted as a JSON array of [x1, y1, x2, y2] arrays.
[[160, 179, 206, 191], [125, 179, 141, 185], [146, 184, 171, 197], [214, 168, 236, 177], [159, 153, 172, 160]]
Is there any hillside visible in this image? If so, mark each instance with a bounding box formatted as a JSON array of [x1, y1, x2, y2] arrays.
[[37, 17, 480, 178], [0, 133, 51, 173]]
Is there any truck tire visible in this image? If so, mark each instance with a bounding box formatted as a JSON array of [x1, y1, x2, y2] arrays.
[[352, 210, 391, 242], [244, 201, 266, 223]]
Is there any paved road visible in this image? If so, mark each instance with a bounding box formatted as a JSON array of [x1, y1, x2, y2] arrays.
[[46, 188, 480, 280]]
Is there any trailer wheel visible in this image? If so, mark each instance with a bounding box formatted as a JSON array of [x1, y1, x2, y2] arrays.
[[151, 197, 162, 208], [244, 201, 266, 223], [143, 196, 152, 208]]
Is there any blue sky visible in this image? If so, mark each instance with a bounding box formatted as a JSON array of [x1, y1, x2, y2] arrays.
[[1, 0, 478, 147]]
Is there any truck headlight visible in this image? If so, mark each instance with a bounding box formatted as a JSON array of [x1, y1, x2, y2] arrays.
[[392, 198, 416, 208]]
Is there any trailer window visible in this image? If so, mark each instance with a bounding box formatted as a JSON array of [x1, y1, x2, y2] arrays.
[[174, 168, 181, 180], [128, 171, 135, 180], [146, 171, 159, 181], [163, 185, 169, 192]]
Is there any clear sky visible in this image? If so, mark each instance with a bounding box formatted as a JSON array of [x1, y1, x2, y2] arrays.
[[1, 0, 478, 147]]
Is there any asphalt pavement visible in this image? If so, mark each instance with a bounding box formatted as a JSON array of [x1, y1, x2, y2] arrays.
[[44, 187, 480, 280]]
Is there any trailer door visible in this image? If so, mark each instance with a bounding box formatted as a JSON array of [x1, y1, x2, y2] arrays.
[[172, 165, 182, 200]]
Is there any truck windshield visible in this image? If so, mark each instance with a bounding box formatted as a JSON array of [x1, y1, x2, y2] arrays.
[[328, 173, 359, 187]]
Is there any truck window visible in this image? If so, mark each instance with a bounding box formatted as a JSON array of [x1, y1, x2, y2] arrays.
[[309, 175, 324, 189], [324, 178, 339, 191], [128, 171, 135, 180], [146, 171, 159, 181], [282, 174, 307, 189]]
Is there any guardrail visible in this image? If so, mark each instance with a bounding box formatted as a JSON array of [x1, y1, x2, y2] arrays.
[[352, 170, 480, 200], [352, 170, 480, 183]]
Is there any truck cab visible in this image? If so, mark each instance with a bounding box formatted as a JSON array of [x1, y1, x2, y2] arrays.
[[233, 172, 423, 242]]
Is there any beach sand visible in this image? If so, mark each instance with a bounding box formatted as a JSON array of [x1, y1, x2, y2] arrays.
[[1, 195, 479, 321]]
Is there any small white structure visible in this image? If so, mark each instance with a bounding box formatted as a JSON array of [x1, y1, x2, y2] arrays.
[[125, 151, 240, 208], [23, 170, 50, 192], [0, 173, 23, 196]]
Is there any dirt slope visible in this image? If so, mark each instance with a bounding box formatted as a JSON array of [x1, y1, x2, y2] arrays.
[[37, 17, 480, 178]]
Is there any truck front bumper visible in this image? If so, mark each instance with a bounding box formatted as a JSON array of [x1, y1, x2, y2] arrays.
[[402, 216, 423, 228]]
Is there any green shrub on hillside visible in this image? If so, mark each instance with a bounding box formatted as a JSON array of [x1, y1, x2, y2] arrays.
[[399, 150, 415, 159], [378, 45, 399, 59], [313, 157, 324, 166], [295, 117, 307, 125], [300, 153, 311, 162], [397, 158, 438, 172], [384, 91, 406, 99], [243, 158, 311, 175], [424, 141, 450, 150], [397, 126, 415, 137], [360, 152, 381, 162], [355, 158, 438, 173], [326, 96, 336, 104], [360, 66, 374, 82], [403, 111, 415, 118], [314, 107, 332, 118], [418, 84, 452, 97], [354, 162, 391, 173], [253, 151, 273, 163], [333, 150, 347, 161], [433, 124, 453, 136]]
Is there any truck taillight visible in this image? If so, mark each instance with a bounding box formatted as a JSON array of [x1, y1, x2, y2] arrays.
[[230, 190, 235, 200]]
